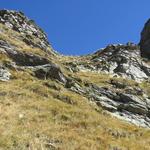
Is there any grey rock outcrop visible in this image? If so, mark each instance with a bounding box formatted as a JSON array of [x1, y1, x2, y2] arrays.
[[34, 64, 67, 83], [65, 78, 85, 94], [70, 43, 150, 82], [6, 49, 50, 67], [86, 84, 150, 127], [92, 44, 149, 82], [0, 10, 55, 54], [0, 66, 11, 81], [0, 40, 66, 83], [0, 40, 50, 66], [65, 76, 150, 127]]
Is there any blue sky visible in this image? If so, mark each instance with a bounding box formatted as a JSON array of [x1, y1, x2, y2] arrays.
[[1, 0, 150, 55]]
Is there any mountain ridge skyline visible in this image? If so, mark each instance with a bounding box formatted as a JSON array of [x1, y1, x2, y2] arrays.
[[1, 0, 150, 55]]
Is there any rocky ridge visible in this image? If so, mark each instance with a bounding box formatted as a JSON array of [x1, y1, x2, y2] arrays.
[[67, 43, 150, 82], [0, 10, 56, 54], [1, 10, 150, 129]]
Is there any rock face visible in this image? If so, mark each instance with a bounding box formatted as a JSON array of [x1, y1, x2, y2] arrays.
[[86, 84, 150, 127], [0, 10, 54, 53], [34, 64, 67, 83], [64, 43, 150, 127], [63, 41, 150, 127], [91, 44, 149, 82], [68, 43, 150, 82], [0, 40, 66, 83], [64, 75, 150, 127], [140, 19, 150, 58], [0, 40, 50, 66]]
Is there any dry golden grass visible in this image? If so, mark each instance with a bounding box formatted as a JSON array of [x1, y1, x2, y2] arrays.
[[75, 71, 138, 88], [140, 81, 150, 97], [0, 69, 150, 150], [0, 53, 11, 63], [76, 71, 111, 87], [0, 23, 150, 150]]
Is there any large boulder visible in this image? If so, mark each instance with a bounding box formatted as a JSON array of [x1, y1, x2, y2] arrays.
[[34, 64, 67, 83], [140, 19, 150, 58], [6, 49, 50, 66]]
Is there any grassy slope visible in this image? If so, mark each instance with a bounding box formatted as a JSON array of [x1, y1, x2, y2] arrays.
[[0, 24, 150, 150]]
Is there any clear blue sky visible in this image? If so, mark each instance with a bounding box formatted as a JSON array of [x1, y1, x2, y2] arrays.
[[1, 0, 150, 55]]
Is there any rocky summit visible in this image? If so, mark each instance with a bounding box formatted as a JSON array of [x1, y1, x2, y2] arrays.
[[0, 10, 150, 150]]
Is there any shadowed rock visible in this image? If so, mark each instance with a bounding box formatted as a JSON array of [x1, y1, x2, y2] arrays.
[[34, 64, 67, 83], [0, 40, 66, 83], [140, 18, 150, 58]]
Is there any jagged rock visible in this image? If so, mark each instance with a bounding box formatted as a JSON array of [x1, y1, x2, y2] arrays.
[[140, 18, 150, 58], [0, 40, 13, 50], [76, 43, 150, 82], [93, 95, 118, 112], [89, 85, 120, 101], [82, 82, 150, 127], [7, 50, 50, 66], [117, 93, 145, 104], [65, 78, 85, 94], [65, 62, 79, 72], [0, 39, 66, 83], [0, 10, 56, 54], [34, 64, 66, 83], [96, 44, 149, 82], [141, 61, 150, 76], [118, 103, 148, 115], [0, 66, 11, 81], [0, 40, 50, 66], [124, 87, 144, 96]]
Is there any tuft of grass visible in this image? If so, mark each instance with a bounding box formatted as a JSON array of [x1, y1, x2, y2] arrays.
[[140, 81, 150, 97]]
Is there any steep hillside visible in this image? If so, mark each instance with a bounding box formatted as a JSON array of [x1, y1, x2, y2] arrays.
[[0, 10, 150, 150]]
